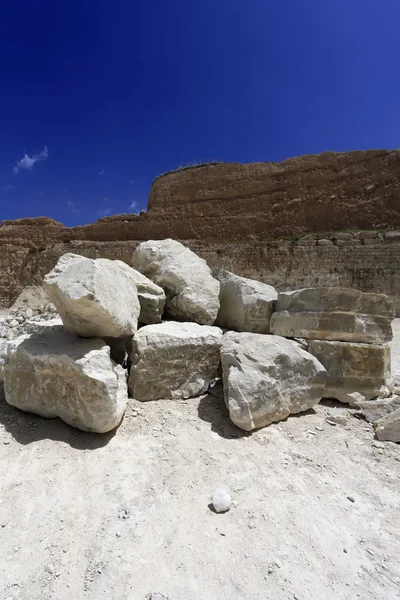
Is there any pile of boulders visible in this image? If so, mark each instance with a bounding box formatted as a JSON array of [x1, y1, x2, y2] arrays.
[[0, 285, 59, 340], [0, 239, 398, 441]]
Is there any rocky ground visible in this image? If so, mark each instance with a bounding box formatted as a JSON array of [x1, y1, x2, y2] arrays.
[[0, 316, 399, 600]]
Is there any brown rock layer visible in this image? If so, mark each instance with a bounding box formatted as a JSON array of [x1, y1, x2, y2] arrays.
[[1, 149, 400, 310]]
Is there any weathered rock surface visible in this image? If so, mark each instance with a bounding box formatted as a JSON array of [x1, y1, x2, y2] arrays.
[[0, 339, 7, 382], [44, 254, 141, 338], [308, 340, 392, 402], [214, 269, 277, 333], [221, 332, 327, 431], [3, 326, 128, 433], [131, 239, 220, 325], [270, 287, 394, 343], [374, 409, 400, 442], [354, 396, 400, 423], [128, 268, 166, 324], [129, 321, 222, 401]]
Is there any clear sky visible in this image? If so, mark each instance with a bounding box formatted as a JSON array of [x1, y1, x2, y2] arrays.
[[0, 0, 399, 227]]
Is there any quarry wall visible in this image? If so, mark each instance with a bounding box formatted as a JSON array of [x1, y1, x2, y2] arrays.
[[1, 149, 399, 312]]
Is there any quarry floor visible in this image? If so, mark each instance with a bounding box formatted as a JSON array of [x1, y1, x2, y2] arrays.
[[0, 319, 399, 600]]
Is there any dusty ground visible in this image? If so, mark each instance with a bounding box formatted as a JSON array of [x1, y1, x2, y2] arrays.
[[0, 321, 399, 600]]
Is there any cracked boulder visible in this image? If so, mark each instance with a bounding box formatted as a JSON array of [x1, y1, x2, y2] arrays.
[[221, 331, 327, 431], [3, 326, 128, 433], [129, 321, 222, 400], [131, 239, 220, 325], [44, 254, 141, 338]]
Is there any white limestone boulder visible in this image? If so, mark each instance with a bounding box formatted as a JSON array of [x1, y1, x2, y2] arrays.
[[131, 239, 220, 325], [44, 254, 141, 338], [221, 332, 327, 431], [215, 269, 277, 333], [308, 339, 393, 402], [3, 326, 128, 433], [128, 321, 222, 401], [270, 287, 394, 344]]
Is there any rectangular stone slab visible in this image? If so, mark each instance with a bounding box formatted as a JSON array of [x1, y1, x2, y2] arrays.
[[270, 287, 394, 343], [308, 339, 393, 402]]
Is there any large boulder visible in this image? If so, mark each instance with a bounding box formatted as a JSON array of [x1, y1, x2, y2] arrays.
[[374, 409, 400, 442], [3, 326, 128, 433], [308, 339, 392, 402], [221, 332, 327, 431], [270, 287, 394, 344], [214, 269, 277, 333], [44, 254, 141, 338], [131, 239, 220, 325], [129, 321, 222, 401]]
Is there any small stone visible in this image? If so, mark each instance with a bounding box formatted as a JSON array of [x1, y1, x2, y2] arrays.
[[9, 320, 19, 328], [147, 594, 169, 600], [46, 564, 55, 574], [15, 315, 24, 324], [25, 308, 33, 319], [211, 488, 232, 513], [347, 495, 355, 503], [327, 411, 347, 426], [343, 548, 348, 553]]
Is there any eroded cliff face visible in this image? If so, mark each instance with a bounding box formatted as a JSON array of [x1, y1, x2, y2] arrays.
[[1, 149, 400, 310]]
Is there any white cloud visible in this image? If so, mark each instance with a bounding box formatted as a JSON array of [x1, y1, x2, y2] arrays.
[[130, 201, 137, 210], [129, 179, 135, 185], [99, 169, 106, 176], [0, 184, 14, 191], [13, 146, 48, 174], [104, 197, 109, 202], [66, 200, 79, 214], [97, 208, 111, 217]]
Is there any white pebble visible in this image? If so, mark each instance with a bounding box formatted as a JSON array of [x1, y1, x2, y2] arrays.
[[211, 488, 231, 513]]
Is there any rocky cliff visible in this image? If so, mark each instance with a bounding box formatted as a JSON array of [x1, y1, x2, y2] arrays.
[[1, 149, 400, 311]]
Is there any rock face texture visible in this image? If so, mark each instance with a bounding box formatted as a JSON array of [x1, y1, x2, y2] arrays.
[[132, 239, 220, 325], [221, 332, 327, 431], [129, 270, 166, 325], [270, 288, 394, 344], [355, 396, 400, 423], [215, 269, 277, 333], [308, 340, 392, 402], [1, 150, 400, 311], [3, 327, 128, 432], [44, 254, 141, 338], [129, 321, 222, 401], [374, 409, 400, 442]]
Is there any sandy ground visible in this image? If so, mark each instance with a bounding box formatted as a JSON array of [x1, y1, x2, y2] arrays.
[[0, 322, 399, 600]]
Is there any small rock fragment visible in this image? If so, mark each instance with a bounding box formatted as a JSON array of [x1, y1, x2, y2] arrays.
[[347, 495, 355, 503], [327, 410, 347, 426], [211, 488, 231, 513]]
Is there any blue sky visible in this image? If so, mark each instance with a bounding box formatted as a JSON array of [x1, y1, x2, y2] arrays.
[[0, 0, 399, 227]]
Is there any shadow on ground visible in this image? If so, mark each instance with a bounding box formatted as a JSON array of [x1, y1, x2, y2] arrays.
[[197, 392, 249, 439], [0, 384, 116, 449]]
